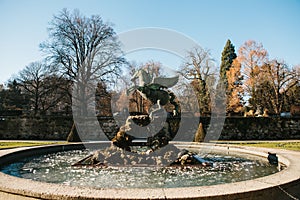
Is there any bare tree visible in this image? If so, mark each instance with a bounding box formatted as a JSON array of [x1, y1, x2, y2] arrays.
[[41, 9, 125, 116], [181, 47, 215, 80], [261, 60, 299, 114], [39, 75, 72, 114], [40, 9, 126, 141], [17, 61, 63, 115], [285, 65, 300, 110], [141, 61, 161, 80], [180, 47, 216, 115], [173, 77, 198, 113]]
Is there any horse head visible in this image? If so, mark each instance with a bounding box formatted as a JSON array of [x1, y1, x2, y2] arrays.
[[131, 69, 151, 86]]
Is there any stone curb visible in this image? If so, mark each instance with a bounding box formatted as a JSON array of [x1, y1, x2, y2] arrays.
[[0, 142, 299, 199]]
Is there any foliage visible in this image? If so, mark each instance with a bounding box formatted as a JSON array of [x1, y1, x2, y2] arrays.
[[0, 80, 29, 111], [226, 59, 244, 113], [238, 40, 269, 108], [245, 60, 299, 114], [95, 82, 113, 116], [218, 39, 244, 114], [180, 47, 215, 115], [190, 79, 210, 114], [250, 80, 275, 113], [219, 39, 237, 88]]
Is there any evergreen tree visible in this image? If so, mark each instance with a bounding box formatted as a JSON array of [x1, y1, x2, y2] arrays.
[[219, 39, 237, 88], [217, 39, 237, 115], [0, 80, 30, 114], [6, 80, 21, 109], [6, 80, 29, 110]]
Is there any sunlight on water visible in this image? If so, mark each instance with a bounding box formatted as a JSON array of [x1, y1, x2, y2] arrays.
[[0, 149, 279, 188]]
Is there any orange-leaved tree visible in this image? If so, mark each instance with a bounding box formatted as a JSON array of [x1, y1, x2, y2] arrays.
[[226, 58, 244, 114], [238, 40, 268, 109]]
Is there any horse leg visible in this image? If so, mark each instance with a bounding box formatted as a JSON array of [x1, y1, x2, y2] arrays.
[[149, 100, 162, 120], [157, 99, 161, 109]]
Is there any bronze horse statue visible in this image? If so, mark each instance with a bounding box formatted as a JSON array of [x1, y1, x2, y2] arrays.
[[128, 68, 179, 114]]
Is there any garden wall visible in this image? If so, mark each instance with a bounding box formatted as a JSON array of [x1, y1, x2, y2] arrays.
[[213, 117, 300, 140], [0, 116, 299, 140], [0, 116, 72, 140]]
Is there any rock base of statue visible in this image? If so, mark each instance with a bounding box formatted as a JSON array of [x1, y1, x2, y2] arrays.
[[72, 144, 180, 167], [170, 149, 213, 167], [72, 145, 213, 168]]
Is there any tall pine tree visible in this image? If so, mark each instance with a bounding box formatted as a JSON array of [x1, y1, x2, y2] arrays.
[[220, 39, 237, 88], [216, 39, 239, 115]]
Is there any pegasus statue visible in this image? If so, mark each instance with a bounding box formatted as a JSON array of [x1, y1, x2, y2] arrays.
[[128, 69, 178, 91], [127, 68, 179, 115]]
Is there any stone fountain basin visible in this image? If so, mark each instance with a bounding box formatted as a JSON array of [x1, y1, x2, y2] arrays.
[[0, 142, 299, 200]]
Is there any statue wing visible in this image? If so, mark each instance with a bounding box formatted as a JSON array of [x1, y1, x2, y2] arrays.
[[153, 76, 179, 88]]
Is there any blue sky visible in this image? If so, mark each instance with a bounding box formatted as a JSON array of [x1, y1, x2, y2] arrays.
[[0, 0, 299, 84]]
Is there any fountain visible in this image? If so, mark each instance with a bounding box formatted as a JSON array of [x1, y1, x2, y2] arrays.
[[1, 140, 300, 199], [0, 69, 300, 199], [1, 142, 300, 199]]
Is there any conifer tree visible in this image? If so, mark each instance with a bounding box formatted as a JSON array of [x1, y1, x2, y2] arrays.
[[216, 39, 238, 115], [220, 39, 237, 88]]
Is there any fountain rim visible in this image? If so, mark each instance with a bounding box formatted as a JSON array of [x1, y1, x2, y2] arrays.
[[0, 141, 299, 200]]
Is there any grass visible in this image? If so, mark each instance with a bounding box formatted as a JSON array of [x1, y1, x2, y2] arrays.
[[0, 141, 67, 149], [234, 142, 300, 151]]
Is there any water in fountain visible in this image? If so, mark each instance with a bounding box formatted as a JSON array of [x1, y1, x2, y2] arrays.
[[0, 147, 280, 188]]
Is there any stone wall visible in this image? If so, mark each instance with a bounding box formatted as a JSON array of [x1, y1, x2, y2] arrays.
[[0, 116, 299, 140], [0, 116, 72, 140], [215, 117, 300, 140]]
